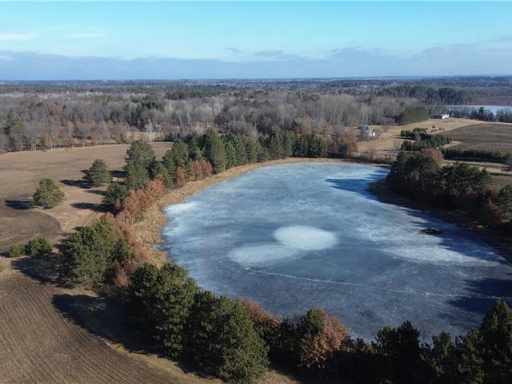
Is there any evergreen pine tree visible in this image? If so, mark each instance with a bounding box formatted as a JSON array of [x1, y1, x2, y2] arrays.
[[149, 159, 173, 188], [33, 178, 65, 209], [244, 137, 258, 163], [477, 300, 512, 383], [224, 138, 238, 169], [204, 129, 226, 173], [103, 182, 128, 211], [86, 159, 112, 187], [130, 263, 197, 359], [58, 219, 119, 286], [185, 292, 268, 383], [126, 140, 155, 170], [125, 162, 150, 190]]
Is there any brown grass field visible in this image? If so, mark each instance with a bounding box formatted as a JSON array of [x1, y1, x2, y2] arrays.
[[442, 123, 512, 154], [356, 118, 483, 157], [0, 143, 171, 252]]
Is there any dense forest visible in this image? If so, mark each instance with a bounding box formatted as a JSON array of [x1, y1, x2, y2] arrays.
[[0, 90, 405, 152], [2, 77, 512, 153]]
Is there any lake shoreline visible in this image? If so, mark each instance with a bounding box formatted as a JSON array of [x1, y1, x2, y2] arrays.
[[133, 157, 377, 257]]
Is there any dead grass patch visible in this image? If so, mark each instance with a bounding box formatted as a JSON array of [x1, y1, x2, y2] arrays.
[[442, 123, 512, 154]]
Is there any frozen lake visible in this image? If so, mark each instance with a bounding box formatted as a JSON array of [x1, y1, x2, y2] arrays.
[[163, 162, 512, 339]]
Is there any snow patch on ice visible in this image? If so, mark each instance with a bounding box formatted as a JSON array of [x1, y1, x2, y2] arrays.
[[228, 244, 299, 267], [165, 201, 199, 216], [385, 245, 498, 267], [274, 225, 338, 251]]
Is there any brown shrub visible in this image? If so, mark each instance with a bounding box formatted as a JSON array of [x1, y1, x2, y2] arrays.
[[116, 178, 167, 224], [112, 263, 129, 288], [421, 147, 444, 164], [102, 213, 157, 287], [241, 299, 280, 330], [175, 167, 186, 187], [201, 160, 214, 178], [300, 310, 348, 370]]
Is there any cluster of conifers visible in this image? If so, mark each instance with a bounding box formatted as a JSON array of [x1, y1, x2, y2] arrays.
[[49, 136, 512, 383], [387, 149, 512, 232]]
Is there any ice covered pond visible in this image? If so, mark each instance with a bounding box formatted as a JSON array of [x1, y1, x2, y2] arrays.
[[163, 162, 512, 339]]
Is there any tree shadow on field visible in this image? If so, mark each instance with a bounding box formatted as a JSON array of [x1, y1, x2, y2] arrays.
[[5, 198, 33, 210], [86, 189, 107, 197], [61, 178, 90, 189], [111, 170, 127, 179], [12, 254, 61, 284], [52, 294, 221, 377], [52, 294, 168, 358], [71, 202, 109, 213]]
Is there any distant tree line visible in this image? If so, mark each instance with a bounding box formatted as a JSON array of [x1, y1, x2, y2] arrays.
[[378, 85, 467, 105], [397, 106, 431, 125], [450, 107, 512, 123], [4, 78, 512, 153], [0, 86, 425, 153], [443, 148, 511, 164]]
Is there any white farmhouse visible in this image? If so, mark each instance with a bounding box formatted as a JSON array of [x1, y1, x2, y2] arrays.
[[359, 124, 376, 139]]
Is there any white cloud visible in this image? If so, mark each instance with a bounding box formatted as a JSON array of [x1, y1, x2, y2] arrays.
[[68, 32, 104, 39], [0, 32, 36, 41], [226, 47, 242, 54]]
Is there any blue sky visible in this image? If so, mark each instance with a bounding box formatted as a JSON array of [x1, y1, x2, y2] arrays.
[[0, 1, 511, 79]]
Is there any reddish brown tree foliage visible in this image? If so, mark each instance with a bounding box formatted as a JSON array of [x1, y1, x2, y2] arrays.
[[188, 160, 214, 181], [240, 299, 281, 356], [175, 167, 186, 187], [109, 160, 214, 286], [421, 147, 444, 164], [101, 213, 155, 287], [112, 263, 129, 288], [190, 161, 201, 181], [201, 160, 214, 178], [300, 310, 348, 370], [240, 299, 281, 331], [116, 178, 167, 224]]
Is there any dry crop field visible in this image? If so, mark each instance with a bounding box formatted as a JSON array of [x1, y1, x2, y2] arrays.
[[0, 269, 182, 384], [442, 123, 512, 154]]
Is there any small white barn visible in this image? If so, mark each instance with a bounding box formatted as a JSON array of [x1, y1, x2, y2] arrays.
[[432, 113, 450, 120], [359, 124, 376, 139]]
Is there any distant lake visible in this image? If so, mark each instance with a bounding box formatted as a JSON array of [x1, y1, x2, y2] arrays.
[[449, 105, 512, 115], [163, 163, 512, 340]]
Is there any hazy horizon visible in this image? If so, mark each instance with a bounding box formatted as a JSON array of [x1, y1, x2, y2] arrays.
[[1, 1, 512, 80]]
